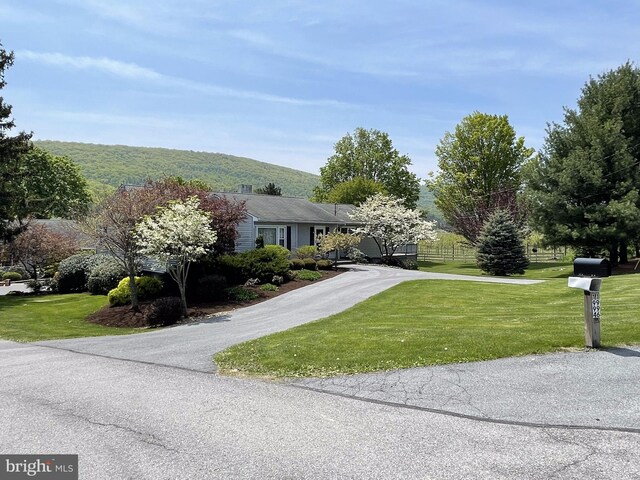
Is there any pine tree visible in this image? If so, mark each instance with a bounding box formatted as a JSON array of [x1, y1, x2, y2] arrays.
[[476, 210, 529, 276], [0, 43, 33, 242]]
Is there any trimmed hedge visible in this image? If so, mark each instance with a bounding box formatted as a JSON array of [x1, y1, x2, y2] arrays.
[[316, 259, 333, 270], [108, 276, 164, 306], [87, 259, 127, 295], [302, 258, 317, 270], [2, 271, 22, 281], [57, 253, 113, 293], [289, 259, 305, 270], [294, 245, 317, 259]]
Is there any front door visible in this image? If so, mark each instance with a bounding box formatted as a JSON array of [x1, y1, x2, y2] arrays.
[[314, 226, 326, 246]]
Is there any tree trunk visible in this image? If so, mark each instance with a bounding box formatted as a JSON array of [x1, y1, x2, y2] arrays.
[[128, 267, 140, 312], [635, 242, 640, 258], [178, 282, 188, 317], [609, 242, 619, 267], [620, 240, 629, 264]]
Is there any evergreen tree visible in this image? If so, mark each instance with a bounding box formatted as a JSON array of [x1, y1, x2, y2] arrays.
[[526, 63, 640, 264], [476, 210, 529, 276], [0, 43, 33, 242], [255, 182, 282, 196]]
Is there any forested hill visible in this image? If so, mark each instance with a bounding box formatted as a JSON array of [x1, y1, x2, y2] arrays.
[[34, 140, 320, 197]]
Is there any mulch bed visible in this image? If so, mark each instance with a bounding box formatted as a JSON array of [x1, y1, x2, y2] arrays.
[[87, 268, 346, 329]]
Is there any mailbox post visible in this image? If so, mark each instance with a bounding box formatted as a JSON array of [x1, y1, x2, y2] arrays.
[[568, 258, 611, 348]]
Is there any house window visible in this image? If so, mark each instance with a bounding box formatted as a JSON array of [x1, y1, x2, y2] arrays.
[[257, 226, 287, 247]]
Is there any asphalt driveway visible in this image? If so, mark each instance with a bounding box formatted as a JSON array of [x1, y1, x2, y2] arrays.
[[3, 265, 640, 478], [35, 265, 541, 372]]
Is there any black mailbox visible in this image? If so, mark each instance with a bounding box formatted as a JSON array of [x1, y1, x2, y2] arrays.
[[573, 258, 611, 277]]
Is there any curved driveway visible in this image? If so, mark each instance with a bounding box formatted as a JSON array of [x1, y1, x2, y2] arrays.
[[35, 265, 541, 372], [3, 266, 640, 478]]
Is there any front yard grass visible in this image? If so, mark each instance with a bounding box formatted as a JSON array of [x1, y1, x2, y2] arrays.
[[419, 260, 573, 279], [214, 274, 640, 378], [0, 294, 139, 342]]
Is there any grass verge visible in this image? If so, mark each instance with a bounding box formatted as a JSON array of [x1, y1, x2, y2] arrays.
[[214, 275, 640, 378], [0, 294, 139, 342]]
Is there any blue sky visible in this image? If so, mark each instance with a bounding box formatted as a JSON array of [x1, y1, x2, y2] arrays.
[[2, 1, 639, 178]]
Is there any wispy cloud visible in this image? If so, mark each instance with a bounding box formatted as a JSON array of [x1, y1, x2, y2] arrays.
[[19, 50, 162, 81], [18, 50, 354, 108]]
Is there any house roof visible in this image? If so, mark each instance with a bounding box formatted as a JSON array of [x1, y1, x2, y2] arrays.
[[30, 219, 96, 249], [214, 193, 359, 224]]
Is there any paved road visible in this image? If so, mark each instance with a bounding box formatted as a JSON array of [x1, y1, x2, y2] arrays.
[[3, 266, 640, 478], [0, 281, 30, 295], [35, 265, 540, 372], [2, 341, 639, 479]]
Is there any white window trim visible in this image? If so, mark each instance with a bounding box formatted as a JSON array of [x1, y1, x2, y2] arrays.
[[256, 225, 287, 247]]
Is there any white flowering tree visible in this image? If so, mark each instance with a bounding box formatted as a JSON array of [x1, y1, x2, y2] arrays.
[[136, 197, 217, 316], [350, 193, 436, 260]]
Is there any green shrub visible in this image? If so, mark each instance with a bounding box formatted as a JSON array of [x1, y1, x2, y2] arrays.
[[403, 259, 418, 270], [87, 259, 127, 295], [144, 297, 183, 327], [1, 266, 29, 279], [296, 269, 322, 281], [242, 247, 291, 282], [225, 286, 259, 302], [26, 279, 47, 293], [57, 253, 114, 293], [2, 271, 22, 281], [316, 259, 333, 270], [295, 245, 317, 259], [108, 276, 164, 306], [259, 283, 278, 292], [194, 274, 228, 301], [303, 258, 317, 270], [217, 254, 245, 285], [289, 259, 305, 270]]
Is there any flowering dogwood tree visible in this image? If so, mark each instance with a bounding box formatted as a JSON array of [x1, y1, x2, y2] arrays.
[[136, 197, 217, 316], [350, 193, 436, 260]]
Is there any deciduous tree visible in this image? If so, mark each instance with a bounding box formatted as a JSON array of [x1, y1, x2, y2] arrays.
[[88, 184, 165, 310], [324, 177, 386, 206], [428, 112, 534, 244], [152, 177, 246, 254], [22, 147, 91, 218], [136, 197, 217, 316], [350, 193, 436, 259], [314, 128, 420, 208], [8, 223, 80, 283]]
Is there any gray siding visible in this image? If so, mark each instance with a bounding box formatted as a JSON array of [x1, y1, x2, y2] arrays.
[[235, 217, 255, 252]]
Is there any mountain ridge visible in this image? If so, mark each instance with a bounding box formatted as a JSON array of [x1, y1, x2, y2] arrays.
[[34, 140, 320, 198]]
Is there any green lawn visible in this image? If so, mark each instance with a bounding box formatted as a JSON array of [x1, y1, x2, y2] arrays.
[[0, 294, 139, 342], [419, 260, 573, 279], [214, 274, 640, 378]]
